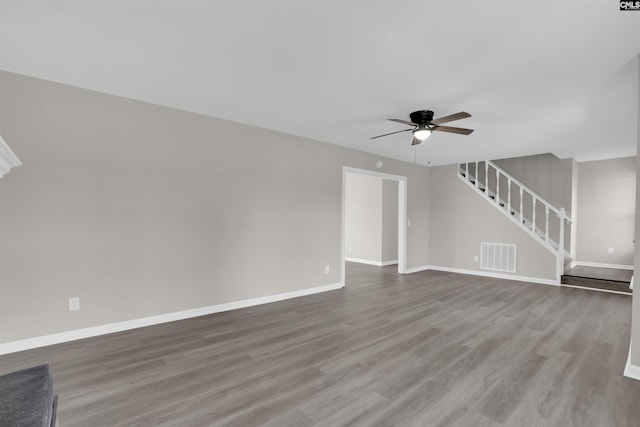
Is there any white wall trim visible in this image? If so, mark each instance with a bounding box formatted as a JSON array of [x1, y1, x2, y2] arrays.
[[405, 265, 430, 274], [0, 282, 343, 355], [345, 257, 398, 266], [560, 284, 631, 296], [397, 179, 407, 274], [572, 261, 634, 270], [426, 265, 560, 286], [402, 264, 558, 286], [624, 344, 640, 381], [343, 166, 407, 182], [0, 135, 22, 178]]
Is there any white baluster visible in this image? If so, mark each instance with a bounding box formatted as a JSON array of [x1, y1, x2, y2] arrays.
[[475, 161, 479, 188], [496, 170, 500, 206], [557, 207, 566, 281], [532, 197, 536, 234], [559, 208, 566, 249], [545, 205, 549, 243], [519, 187, 523, 223], [507, 179, 512, 214], [485, 161, 489, 194]]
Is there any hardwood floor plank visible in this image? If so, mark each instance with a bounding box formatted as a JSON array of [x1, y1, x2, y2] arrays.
[[1, 262, 639, 426], [477, 351, 548, 423]]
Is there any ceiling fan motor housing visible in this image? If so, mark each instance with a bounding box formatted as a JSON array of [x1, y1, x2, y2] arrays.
[[410, 110, 434, 124]]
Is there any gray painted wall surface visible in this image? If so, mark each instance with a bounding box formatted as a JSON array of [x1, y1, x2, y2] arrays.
[[381, 180, 398, 262], [0, 71, 430, 343], [576, 157, 636, 266], [345, 174, 383, 262], [495, 153, 575, 218], [429, 164, 556, 280], [344, 175, 398, 263]]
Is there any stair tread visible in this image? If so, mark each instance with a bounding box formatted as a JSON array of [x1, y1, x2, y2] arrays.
[[561, 276, 631, 294], [564, 266, 632, 282], [562, 266, 632, 294]]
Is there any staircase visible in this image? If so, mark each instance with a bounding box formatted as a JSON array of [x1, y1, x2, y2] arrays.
[[458, 161, 573, 282]]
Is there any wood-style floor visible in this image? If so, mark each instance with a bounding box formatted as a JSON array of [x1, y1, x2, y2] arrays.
[[1, 262, 639, 426]]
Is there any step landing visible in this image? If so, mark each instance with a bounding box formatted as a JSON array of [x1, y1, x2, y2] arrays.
[[561, 266, 632, 295]]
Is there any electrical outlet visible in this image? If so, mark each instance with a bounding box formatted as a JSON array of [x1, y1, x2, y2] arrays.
[[474, 255, 479, 262], [408, 219, 411, 227], [608, 247, 614, 254], [348, 245, 352, 252], [325, 265, 330, 274], [68, 297, 80, 311]]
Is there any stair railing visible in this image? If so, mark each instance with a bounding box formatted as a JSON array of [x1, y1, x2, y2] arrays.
[[459, 160, 573, 281]]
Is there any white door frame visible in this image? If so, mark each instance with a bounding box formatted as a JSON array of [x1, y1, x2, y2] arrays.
[[341, 166, 408, 286]]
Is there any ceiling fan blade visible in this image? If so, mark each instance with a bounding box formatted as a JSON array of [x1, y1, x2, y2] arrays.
[[388, 118, 416, 126], [411, 137, 422, 146], [433, 125, 474, 135], [370, 128, 414, 139], [430, 112, 471, 125]]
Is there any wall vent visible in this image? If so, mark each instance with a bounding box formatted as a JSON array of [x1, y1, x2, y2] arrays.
[[480, 242, 517, 273]]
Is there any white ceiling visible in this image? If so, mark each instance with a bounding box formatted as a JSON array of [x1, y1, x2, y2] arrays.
[[1, 0, 639, 166]]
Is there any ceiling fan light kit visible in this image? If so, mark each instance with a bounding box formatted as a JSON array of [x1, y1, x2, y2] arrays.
[[412, 128, 432, 141], [371, 109, 474, 146]]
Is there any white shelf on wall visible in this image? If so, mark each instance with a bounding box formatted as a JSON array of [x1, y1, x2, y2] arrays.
[[0, 135, 22, 178]]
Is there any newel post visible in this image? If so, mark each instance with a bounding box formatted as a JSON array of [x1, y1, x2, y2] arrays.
[[558, 208, 566, 253], [556, 207, 566, 282]]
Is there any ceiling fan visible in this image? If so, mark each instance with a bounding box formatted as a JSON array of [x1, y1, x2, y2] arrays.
[[371, 110, 474, 145]]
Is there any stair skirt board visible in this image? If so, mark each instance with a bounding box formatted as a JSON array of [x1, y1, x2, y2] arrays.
[[458, 176, 559, 255], [458, 164, 569, 255]]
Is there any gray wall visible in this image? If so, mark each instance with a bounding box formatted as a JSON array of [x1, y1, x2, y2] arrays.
[[0, 71, 430, 343], [345, 174, 382, 262], [576, 157, 636, 266], [494, 153, 576, 254], [429, 164, 556, 280], [495, 153, 575, 218], [381, 179, 398, 262], [344, 174, 398, 264]]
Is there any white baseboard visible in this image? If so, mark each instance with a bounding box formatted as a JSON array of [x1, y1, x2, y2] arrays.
[[572, 261, 634, 270], [624, 346, 640, 381], [0, 282, 344, 355], [561, 284, 632, 296], [404, 265, 430, 274], [425, 265, 560, 287], [345, 257, 398, 267]]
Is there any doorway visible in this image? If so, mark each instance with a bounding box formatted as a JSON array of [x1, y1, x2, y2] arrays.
[[341, 167, 407, 286]]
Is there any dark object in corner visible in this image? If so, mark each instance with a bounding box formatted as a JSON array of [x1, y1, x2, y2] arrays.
[[0, 364, 58, 427]]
